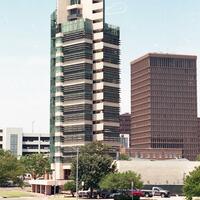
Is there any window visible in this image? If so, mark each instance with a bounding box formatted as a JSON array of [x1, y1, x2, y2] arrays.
[[70, 0, 81, 5], [10, 134, 18, 156]]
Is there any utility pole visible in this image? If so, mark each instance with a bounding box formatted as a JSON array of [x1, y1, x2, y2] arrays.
[[54, 169, 56, 195], [76, 147, 79, 200], [131, 181, 134, 200]]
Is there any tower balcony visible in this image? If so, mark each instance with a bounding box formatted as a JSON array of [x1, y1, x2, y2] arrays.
[[67, 13, 82, 21], [67, 4, 82, 11]]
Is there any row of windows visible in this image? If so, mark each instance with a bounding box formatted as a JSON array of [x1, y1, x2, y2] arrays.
[[64, 51, 92, 61], [151, 114, 196, 119], [63, 43, 92, 54], [104, 69, 120, 84], [64, 71, 92, 81], [64, 104, 92, 113], [63, 31, 92, 42], [64, 134, 92, 143], [64, 113, 92, 121], [150, 57, 196, 68], [63, 63, 92, 73], [151, 79, 195, 86], [152, 137, 183, 143], [104, 126, 120, 137], [104, 93, 120, 103], [151, 126, 197, 131], [64, 93, 92, 101], [23, 145, 39, 149], [63, 83, 92, 93], [152, 143, 183, 149], [151, 90, 196, 96], [63, 125, 92, 133], [151, 67, 196, 75], [151, 98, 196, 104], [151, 73, 196, 80], [104, 47, 120, 65], [134, 152, 181, 160]]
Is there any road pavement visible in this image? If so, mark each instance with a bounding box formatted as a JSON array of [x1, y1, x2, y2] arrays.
[[0, 196, 186, 200]]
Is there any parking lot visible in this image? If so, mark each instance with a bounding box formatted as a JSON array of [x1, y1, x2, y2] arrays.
[[0, 196, 186, 200]]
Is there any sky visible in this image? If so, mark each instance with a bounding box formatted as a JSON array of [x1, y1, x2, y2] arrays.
[[0, 0, 200, 132]]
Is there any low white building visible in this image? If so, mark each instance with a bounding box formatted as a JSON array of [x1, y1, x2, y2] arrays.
[[0, 127, 50, 157], [117, 159, 200, 185]]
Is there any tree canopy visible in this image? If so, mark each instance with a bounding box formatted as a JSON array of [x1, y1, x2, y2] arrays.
[[196, 154, 200, 161], [0, 150, 24, 186], [20, 153, 51, 179], [64, 181, 76, 197], [184, 166, 200, 200], [100, 171, 143, 190], [70, 142, 116, 195], [119, 153, 130, 160]]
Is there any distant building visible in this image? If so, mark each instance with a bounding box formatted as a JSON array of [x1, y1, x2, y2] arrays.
[[130, 53, 198, 160], [120, 113, 131, 135], [120, 113, 131, 148], [1, 128, 50, 156]]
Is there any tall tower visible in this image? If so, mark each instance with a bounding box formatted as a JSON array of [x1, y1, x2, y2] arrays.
[[50, 0, 120, 179], [131, 53, 198, 161]]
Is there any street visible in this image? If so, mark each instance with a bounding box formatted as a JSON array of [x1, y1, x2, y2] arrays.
[[0, 196, 186, 200]]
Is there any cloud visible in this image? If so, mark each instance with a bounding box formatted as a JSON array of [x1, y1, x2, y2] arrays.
[[106, 1, 128, 16]]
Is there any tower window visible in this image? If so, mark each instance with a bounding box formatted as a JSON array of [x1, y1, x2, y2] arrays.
[[70, 0, 81, 5]]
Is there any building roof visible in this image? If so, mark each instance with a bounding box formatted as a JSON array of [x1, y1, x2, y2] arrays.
[[131, 53, 197, 65], [116, 159, 200, 185]]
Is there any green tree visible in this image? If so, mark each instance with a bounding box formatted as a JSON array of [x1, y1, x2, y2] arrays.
[[21, 154, 51, 179], [70, 142, 116, 197], [119, 153, 130, 160], [0, 150, 24, 187], [184, 166, 200, 200], [64, 181, 76, 197], [100, 171, 143, 190], [196, 154, 200, 161]]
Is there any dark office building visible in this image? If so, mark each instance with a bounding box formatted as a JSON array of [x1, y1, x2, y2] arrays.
[[120, 113, 131, 135], [120, 113, 131, 148], [130, 53, 198, 160]]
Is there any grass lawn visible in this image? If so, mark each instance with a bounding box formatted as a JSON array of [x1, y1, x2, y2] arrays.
[[0, 189, 34, 198]]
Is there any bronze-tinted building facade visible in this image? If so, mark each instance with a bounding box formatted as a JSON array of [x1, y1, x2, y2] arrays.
[[120, 113, 131, 135], [131, 53, 198, 160]]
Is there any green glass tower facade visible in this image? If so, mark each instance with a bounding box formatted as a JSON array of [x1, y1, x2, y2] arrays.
[[50, 0, 120, 180]]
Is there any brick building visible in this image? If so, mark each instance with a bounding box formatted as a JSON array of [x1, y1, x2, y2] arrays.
[[120, 113, 131, 148], [120, 113, 131, 135], [130, 53, 198, 160]]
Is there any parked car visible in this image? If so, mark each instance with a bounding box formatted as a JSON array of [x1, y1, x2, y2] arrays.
[[78, 190, 99, 198], [126, 189, 144, 197], [98, 190, 111, 198], [78, 190, 89, 198], [141, 187, 170, 198]]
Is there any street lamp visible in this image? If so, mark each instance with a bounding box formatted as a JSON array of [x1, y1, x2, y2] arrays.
[[131, 181, 134, 200]]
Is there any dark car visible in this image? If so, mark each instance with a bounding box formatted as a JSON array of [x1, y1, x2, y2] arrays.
[[98, 190, 111, 198], [110, 192, 123, 198]]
